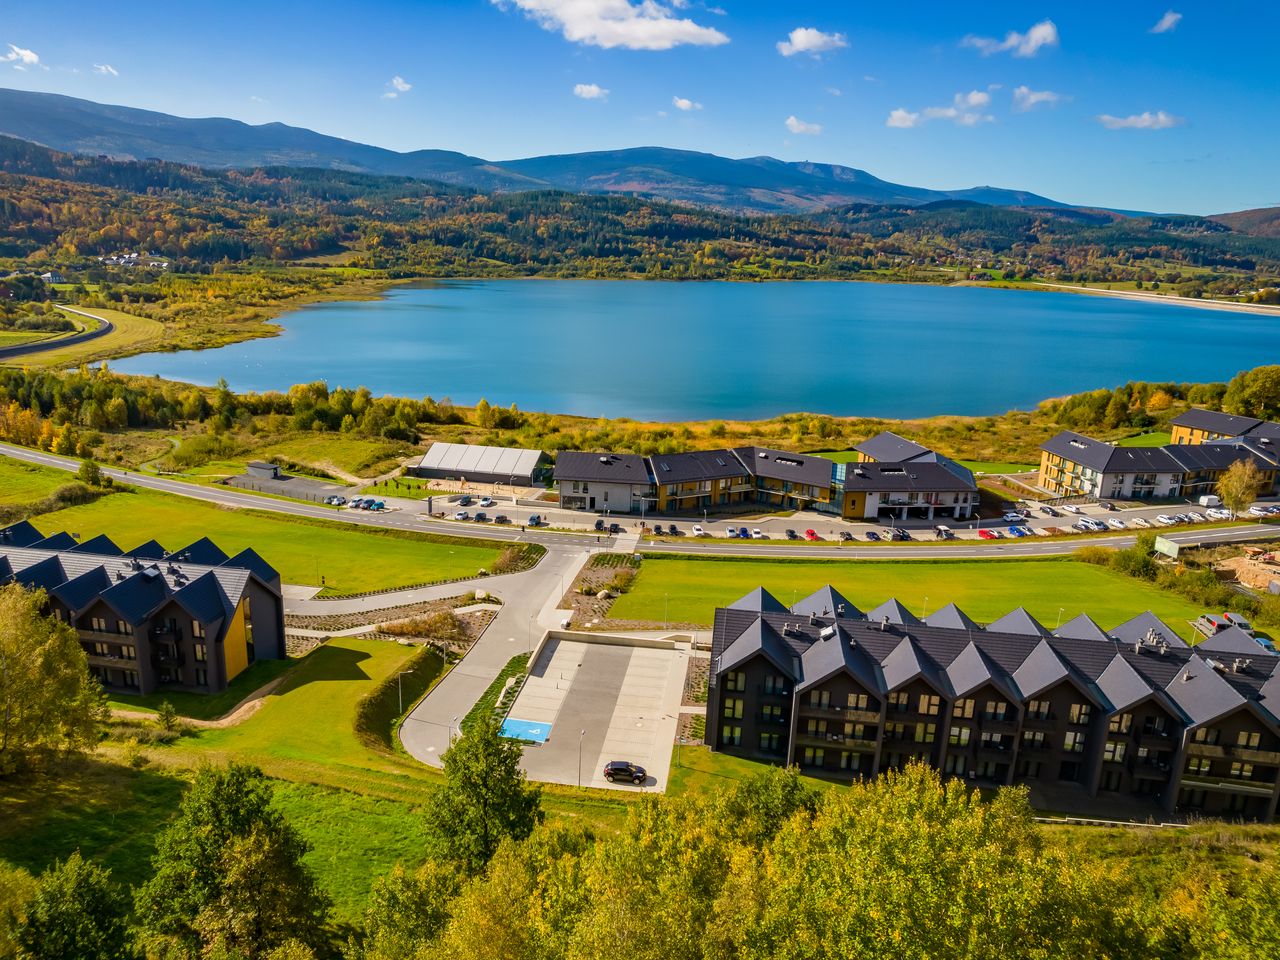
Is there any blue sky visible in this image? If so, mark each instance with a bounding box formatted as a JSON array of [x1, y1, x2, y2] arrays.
[[4, 1, 1277, 213]]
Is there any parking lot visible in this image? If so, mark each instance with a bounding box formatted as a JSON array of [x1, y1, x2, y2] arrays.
[[511, 636, 688, 791]]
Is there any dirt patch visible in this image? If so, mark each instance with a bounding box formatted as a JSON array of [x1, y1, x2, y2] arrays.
[[1217, 554, 1280, 592], [683, 655, 709, 706], [284, 594, 478, 633], [678, 713, 706, 745]]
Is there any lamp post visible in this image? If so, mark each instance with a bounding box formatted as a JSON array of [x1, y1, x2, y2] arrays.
[[578, 729, 586, 788], [664, 593, 669, 630], [451, 715, 459, 740], [397, 670, 415, 715], [1056, 607, 1065, 629]]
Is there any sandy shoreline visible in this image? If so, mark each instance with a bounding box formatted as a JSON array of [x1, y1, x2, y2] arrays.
[[1037, 282, 1280, 318]]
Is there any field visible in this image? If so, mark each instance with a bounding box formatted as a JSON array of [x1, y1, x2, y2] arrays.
[[0, 330, 60, 347], [610, 555, 1207, 636], [107, 658, 296, 720], [2, 307, 166, 368], [1117, 432, 1173, 448], [33, 485, 509, 595], [957, 459, 1037, 474], [0, 454, 79, 505]]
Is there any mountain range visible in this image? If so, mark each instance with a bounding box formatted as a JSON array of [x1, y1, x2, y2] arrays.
[[0, 87, 1081, 215]]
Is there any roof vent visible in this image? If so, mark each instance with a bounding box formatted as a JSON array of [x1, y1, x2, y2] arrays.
[[836, 603, 846, 616], [819, 625, 837, 641], [1158, 641, 1169, 656], [758, 452, 768, 459], [808, 614, 819, 627], [1232, 658, 1245, 673], [1133, 641, 1143, 655], [880, 615, 889, 632], [599, 456, 609, 464], [1206, 658, 1225, 673], [1181, 669, 1191, 682]]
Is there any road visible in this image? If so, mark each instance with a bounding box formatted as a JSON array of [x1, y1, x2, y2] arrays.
[[0, 306, 114, 361], [3, 440, 1275, 560]]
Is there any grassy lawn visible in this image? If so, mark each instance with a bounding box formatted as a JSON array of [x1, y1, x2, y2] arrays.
[[810, 449, 860, 463], [0, 453, 80, 505], [1117, 432, 1173, 448], [107, 658, 297, 720], [362, 477, 457, 500], [3, 307, 166, 368], [957, 459, 1037, 474], [254, 434, 415, 479], [461, 653, 530, 732], [34, 486, 508, 595], [611, 555, 1206, 637], [0, 330, 59, 347]]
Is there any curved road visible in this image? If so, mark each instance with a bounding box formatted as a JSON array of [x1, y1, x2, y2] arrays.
[[0, 306, 114, 361]]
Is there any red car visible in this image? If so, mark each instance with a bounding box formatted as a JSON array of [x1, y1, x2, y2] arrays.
[[804, 529, 819, 541], [977, 529, 996, 540]]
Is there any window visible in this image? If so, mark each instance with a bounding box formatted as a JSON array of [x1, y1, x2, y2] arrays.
[[1027, 699, 1051, 721], [91, 642, 110, 657], [722, 697, 744, 720], [809, 690, 831, 709], [839, 751, 861, 771], [844, 722, 867, 741], [192, 620, 206, 639], [121, 645, 135, 660], [91, 617, 107, 632], [1237, 730, 1262, 749], [1019, 759, 1042, 779], [918, 694, 941, 716], [122, 670, 139, 689], [1103, 741, 1127, 763], [762, 704, 784, 723], [953, 698, 975, 719], [1186, 757, 1211, 776], [847, 692, 870, 711], [759, 732, 781, 753], [1069, 703, 1092, 726], [984, 700, 1008, 721], [720, 725, 742, 747], [194, 643, 207, 663], [805, 719, 827, 738], [195, 668, 208, 687], [1063, 731, 1085, 753], [763, 675, 786, 695], [949, 725, 971, 747], [1193, 727, 1220, 745], [802, 747, 826, 767], [1109, 713, 1132, 735], [914, 722, 936, 744], [980, 732, 1005, 751], [888, 691, 910, 713], [724, 671, 746, 692], [885, 722, 908, 739], [116, 620, 132, 635], [1229, 762, 1255, 780], [1022, 730, 1045, 749]]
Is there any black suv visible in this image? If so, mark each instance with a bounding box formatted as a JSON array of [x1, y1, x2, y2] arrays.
[[603, 760, 646, 785]]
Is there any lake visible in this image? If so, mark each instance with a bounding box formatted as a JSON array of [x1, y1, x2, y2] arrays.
[[111, 281, 1275, 420]]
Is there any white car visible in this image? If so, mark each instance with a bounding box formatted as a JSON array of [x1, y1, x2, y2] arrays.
[[1061, 504, 1081, 515], [752, 528, 767, 539], [1132, 516, 1151, 528], [1249, 505, 1269, 517], [1207, 507, 1234, 520], [1185, 511, 1204, 523], [1155, 514, 1177, 526], [1087, 518, 1108, 531], [1107, 518, 1126, 530], [1001, 512, 1023, 523], [453, 510, 469, 520], [691, 524, 706, 537], [478, 497, 494, 508]]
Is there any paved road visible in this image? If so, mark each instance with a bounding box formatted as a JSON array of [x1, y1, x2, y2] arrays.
[[0, 306, 114, 361], [5, 440, 1275, 560]]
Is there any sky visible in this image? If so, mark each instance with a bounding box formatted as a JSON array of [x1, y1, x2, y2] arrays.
[[3, 1, 1278, 214]]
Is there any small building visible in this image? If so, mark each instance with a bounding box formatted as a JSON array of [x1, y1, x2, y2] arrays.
[[39, 271, 66, 284], [839, 461, 978, 521], [245, 460, 280, 480], [405, 442, 548, 487], [554, 452, 655, 514]]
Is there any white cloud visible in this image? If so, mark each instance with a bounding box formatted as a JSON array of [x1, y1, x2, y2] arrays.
[[784, 115, 822, 135], [93, 63, 118, 77], [2, 43, 40, 70], [888, 91, 995, 128], [1012, 85, 1061, 111], [962, 19, 1059, 57], [493, 0, 728, 50], [574, 82, 609, 100], [825, 86, 842, 97], [1098, 110, 1184, 130], [1151, 10, 1182, 33], [382, 75, 412, 99], [672, 95, 702, 111], [249, 95, 269, 103], [776, 27, 848, 58]]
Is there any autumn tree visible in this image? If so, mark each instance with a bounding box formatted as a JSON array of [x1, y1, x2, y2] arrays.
[[350, 861, 461, 960], [0, 585, 107, 774], [1224, 365, 1280, 419], [1216, 458, 1264, 516], [13, 852, 132, 960]]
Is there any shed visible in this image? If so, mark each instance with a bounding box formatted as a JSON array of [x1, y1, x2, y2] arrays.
[[246, 461, 280, 480]]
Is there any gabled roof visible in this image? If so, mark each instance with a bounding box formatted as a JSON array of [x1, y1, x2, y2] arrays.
[[126, 539, 167, 560], [925, 602, 982, 633], [68, 534, 122, 556], [98, 566, 172, 623], [791, 585, 862, 620], [33, 531, 77, 550], [1171, 408, 1261, 437], [171, 536, 230, 565], [988, 607, 1052, 639], [553, 451, 652, 484], [1164, 655, 1248, 727], [1012, 639, 1072, 699], [171, 571, 233, 623], [840, 461, 976, 493], [798, 626, 884, 694], [647, 449, 747, 483], [1111, 611, 1189, 649], [946, 640, 1017, 701], [1200, 626, 1274, 658], [12, 554, 67, 592], [882, 635, 948, 695], [719, 618, 798, 678], [855, 431, 931, 463], [220, 547, 281, 587], [412, 442, 545, 478], [866, 597, 923, 627], [730, 446, 834, 489], [1096, 654, 1165, 713], [0, 556, 11, 581], [728, 587, 789, 614], [1040, 431, 1181, 474], [0, 520, 42, 547], [1165, 441, 1280, 473], [50, 565, 114, 614], [1055, 613, 1112, 643]]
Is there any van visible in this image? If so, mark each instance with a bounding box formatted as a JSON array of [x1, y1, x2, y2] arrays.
[[1198, 495, 1222, 508], [1195, 614, 1231, 637]]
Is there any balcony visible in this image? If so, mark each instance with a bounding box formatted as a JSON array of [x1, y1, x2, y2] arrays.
[[1186, 742, 1227, 760], [1234, 747, 1280, 766], [796, 732, 877, 751], [754, 713, 788, 726], [1133, 761, 1173, 781], [979, 715, 1018, 732], [1138, 730, 1174, 747], [152, 650, 185, 668], [78, 629, 134, 643], [85, 650, 137, 665], [1020, 740, 1050, 752], [754, 684, 789, 698], [798, 704, 879, 724], [977, 742, 1012, 757], [1178, 774, 1276, 798]]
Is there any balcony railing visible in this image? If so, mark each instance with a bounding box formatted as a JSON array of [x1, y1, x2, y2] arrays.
[[798, 704, 879, 724], [1178, 774, 1275, 797], [1234, 747, 1280, 766], [755, 713, 788, 726], [795, 732, 878, 751], [85, 651, 137, 664]]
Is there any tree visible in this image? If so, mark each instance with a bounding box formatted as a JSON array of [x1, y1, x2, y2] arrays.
[[423, 715, 543, 874], [155, 700, 179, 735], [1216, 458, 1264, 516], [14, 852, 132, 960], [1224, 365, 1280, 419], [354, 861, 461, 960], [135, 763, 329, 958], [76, 458, 102, 487], [0, 585, 106, 774]]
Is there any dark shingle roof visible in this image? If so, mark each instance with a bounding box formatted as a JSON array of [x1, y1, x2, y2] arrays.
[[171, 571, 233, 623], [1041, 431, 1181, 473], [68, 534, 122, 556], [1096, 653, 1167, 713], [221, 547, 281, 587], [731, 446, 833, 489], [0, 520, 42, 547], [1163, 655, 1247, 726], [553, 451, 652, 484], [171, 537, 230, 565], [791, 585, 861, 620], [1166, 442, 1280, 472], [648, 449, 746, 483], [50, 566, 114, 614], [126, 539, 167, 560], [728, 587, 789, 614], [988, 607, 1052, 639], [947, 640, 1017, 700], [855, 431, 931, 463], [1172, 408, 1261, 436], [798, 626, 884, 694], [34, 532, 77, 550], [841, 461, 977, 493], [720, 619, 798, 678], [925, 603, 982, 633], [1056, 614, 1113, 643], [1111, 612, 1189, 649], [1200, 626, 1274, 658], [867, 597, 923, 627], [882, 635, 948, 694], [1012, 639, 1072, 699]]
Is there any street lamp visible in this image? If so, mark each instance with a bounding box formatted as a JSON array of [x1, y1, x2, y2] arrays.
[[664, 593, 669, 630], [451, 715, 459, 740], [578, 729, 587, 788], [1056, 607, 1065, 629], [397, 670, 415, 715]]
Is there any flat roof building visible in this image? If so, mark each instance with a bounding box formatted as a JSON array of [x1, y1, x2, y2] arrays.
[[406, 442, 548, 486]]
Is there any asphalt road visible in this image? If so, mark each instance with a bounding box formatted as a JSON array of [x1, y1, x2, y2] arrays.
[[4, 440, 1275, 560]]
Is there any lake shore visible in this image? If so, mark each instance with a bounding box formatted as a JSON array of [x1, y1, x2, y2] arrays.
[[1035, 282, 1280, 317]]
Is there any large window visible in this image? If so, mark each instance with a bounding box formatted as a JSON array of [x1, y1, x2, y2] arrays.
[[888, 691, 910, 713], [1027, 699, 1051, 721], [802, 747, 826, 767], [1109, 713, 1132, 735], [1193, 727, 1219, 745], [918, 694, 941, 716], [763, 675, 786, 695], [759, 732, 781, 753], [914, 722, 936, 744], [194, 643, 207, 663], [1237, 730, 1262, 749], [1229, 762, 1255, 780], [847, 692, 870, 711], [949, 725, 971, 747], [722, 697, 744, 720], [953, 698, 975, 720], [1069, 703, 1092, 726], [809, 690, 831, 709], [1022, 730, 1045, 749], [1063, 731, 1085, 753], [1103, 740, 1127, 763], [720, 725, 741, 747], [724, 671, 746, 692], [762, 704, 784, 723], [984, 700, 1009, 721]]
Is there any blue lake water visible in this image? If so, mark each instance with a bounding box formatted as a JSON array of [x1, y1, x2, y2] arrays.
[[111, 280, 1276, 420]]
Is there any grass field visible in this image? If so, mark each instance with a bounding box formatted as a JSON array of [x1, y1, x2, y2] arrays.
[[107, 658, 296, 720], [610, 555, 1206, 636], [34, 486, 509, 595], [254, 434, 415, 479], [0, 454, 80, 505], [811, 449, 860, 463], [2, 307, 166, 368], [957, 459, 1037, 474], [1117, 432, 1173, 448], [0, 330, 59, 347]]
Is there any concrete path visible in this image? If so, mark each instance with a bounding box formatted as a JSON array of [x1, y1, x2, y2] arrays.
[[282, 568, 540, 616]]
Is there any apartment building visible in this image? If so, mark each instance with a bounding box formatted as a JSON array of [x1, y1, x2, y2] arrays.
[[649, 450, 754, 513], [837, 461, 978, 521], [710, 585, 1280, 821], [732, 446, 835, 512], [1171, 408, 1280, 446], [0, 521, 285, 696], [1038, 430, 1280, 500], [554, 452, 656, 514]]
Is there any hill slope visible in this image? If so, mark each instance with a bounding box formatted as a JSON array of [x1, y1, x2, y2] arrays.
[[1211, 206, 1280, 238]]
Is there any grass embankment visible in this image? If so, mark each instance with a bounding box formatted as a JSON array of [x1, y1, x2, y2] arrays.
[[107, 658, 296, 720], [0, 330, 59, 347], [0, 455, 81, 505], [610, 555, 1206, 636], [958, 459, 1037, 474], [0, 307, 165, 369], [461, 654, 530, 733], [33, 485, 515, 595]]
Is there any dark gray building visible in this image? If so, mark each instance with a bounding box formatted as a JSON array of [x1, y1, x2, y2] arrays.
[[710, 585, 1280, 821]]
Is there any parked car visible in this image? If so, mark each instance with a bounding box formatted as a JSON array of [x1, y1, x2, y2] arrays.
[[608, 523, 620, 534], [652, 524, 665, 535], [726, 528, 739, 538], [1001, 512, 1022, 523], [1039, 505, 1060, 517], [839, 530, 854, 541], [1132, 516, 1151, 528], [890, 528, 912, 541], [1007, 526, 1028, 538], [691, 524, 705, 537], [1186, 511, 1204, 523], [804, 529, 819, 541], [977, 529, 997, 540], [1207, 508, 1233, 520], [1107, 518, 1126, 530], [1224, 612, 1254, 633], [1099, 501, 1116, 511], [1155, 514, 1177, 526], [494, 515, 510, 524], [1063, 504, 1083, 515], [454, 510, 469, 521], [594, 518, 605, 531], [1198, 494, 1223, 508], [738, 527, 749, 539], [373, 501, 385, 511], [457, 495, 472, 507], [667, 524, 681, 536], [752, 528, 767, 539], [1267, 505, 1280, 516], [785, 529, 799, 540], [1195, 614, 1232, 637], [527, 514, 541, 526], [474, 512, 487, 522], [1249, 505, 1270, 517], [347, 497, 365, 509], [865, 530, 881, 542], [478, 497, 494, 508], [603, 760, 646, 785]]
